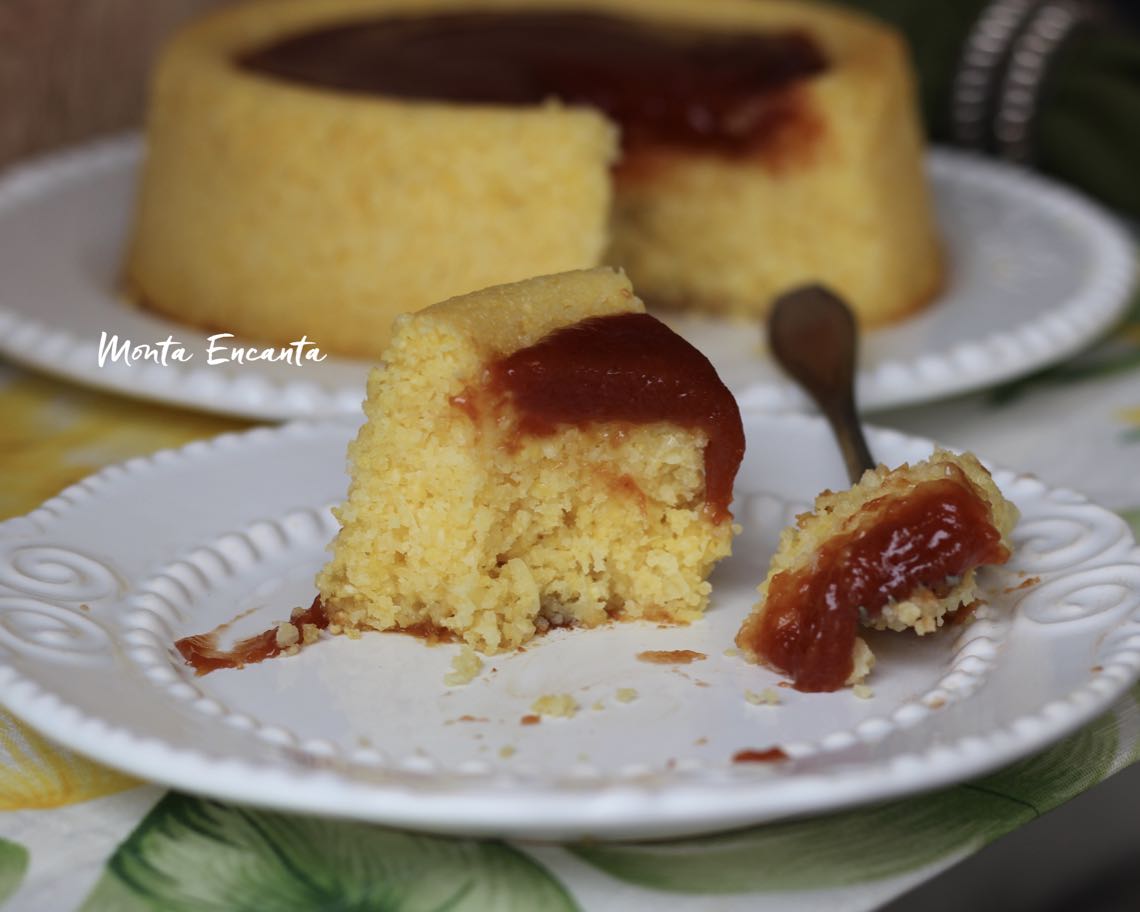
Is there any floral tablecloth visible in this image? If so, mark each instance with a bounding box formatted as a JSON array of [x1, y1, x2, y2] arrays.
[[0, 288, 1138, 911]]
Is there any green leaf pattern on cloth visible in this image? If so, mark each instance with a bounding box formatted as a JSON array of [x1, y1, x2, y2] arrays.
[[1129, 682, 1140, 768], [571, 702, 1126, 894], [573, 788, 1028, 893], [80, 794, 577, 912], [0, 836, 28, 907], [969, 705, 1121, 816], [71, 680, 1140, 906]]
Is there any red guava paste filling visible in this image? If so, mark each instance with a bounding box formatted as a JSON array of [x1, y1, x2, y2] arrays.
[[738, 472, 1009, 692], [176, 597, 328, 676], [487, 312, 744, 522], [238, 11, 828, 161]]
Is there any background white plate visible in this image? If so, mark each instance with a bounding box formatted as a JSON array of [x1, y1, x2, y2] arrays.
[[0, 414, 1138, 840], [0, 137, 1132, 420]]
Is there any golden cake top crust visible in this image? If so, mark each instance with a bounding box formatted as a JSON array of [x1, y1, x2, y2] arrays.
[[391, 264, 642, 359]]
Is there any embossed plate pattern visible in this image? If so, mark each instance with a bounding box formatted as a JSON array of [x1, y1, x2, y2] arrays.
[[1, 415, 1138, 840], [0, 136, 1133, 419]]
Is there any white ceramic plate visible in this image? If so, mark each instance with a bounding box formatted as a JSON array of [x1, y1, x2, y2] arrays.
[[0, 136, 1132, 420], [1, 414, 1138, 840]]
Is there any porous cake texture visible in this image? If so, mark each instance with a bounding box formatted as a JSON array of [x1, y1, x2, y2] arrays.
[[126, 0, 940, 358], [126, 0, 617, 358], [737, 449, 1018, 688], [317, 268, 739, 653], [604, 0, 941, 326]]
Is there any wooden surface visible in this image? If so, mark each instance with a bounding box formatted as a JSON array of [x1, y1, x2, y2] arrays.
[[0, 0, 234, 170]]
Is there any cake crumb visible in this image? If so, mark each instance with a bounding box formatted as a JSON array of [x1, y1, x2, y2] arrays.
[[1004, 576, 1041, 593], [744, 688, 781, 706], [694, 737, 708, 746], [499, 745, 516, 758], [531, 694, 579, 718], [520, 714, 541, 726], [444, 646, 484, 686], [853, 684, 874, 700], [615, 688, 638, 703], [723, 647, 739, 657], [637, 649, 706, 665], [275, 622, 299, 649]]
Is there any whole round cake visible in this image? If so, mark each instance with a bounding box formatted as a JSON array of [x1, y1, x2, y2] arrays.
[[126, 0, 942, 358]]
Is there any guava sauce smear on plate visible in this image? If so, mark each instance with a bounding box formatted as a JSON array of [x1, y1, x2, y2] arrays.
[[736, 459, 1015, 692], [175, 597, 329, 675]]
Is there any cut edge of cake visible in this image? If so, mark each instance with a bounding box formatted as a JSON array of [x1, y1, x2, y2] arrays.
[[317, 267, 740, 654]]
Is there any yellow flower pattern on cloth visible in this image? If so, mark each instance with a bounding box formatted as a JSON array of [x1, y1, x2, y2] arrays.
[[0, 709, 137, 810], [0, 370, 245, 809], [0, 372, 245, 519], [1118, 406, 1140, 430]]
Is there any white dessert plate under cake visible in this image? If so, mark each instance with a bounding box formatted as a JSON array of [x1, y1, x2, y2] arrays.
[[0, 136, 1133, 420], [0, 414, 1138, 840]]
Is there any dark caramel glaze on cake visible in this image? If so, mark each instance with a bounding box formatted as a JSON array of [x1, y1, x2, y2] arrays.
[[238, 11, 829, 158]]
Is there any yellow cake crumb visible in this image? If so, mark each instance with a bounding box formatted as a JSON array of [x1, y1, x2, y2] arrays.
[[499, 745, 517, 759], [443, 646, 484, 687], [615, 688, 639, 703], [853, 684, 874, 700], [744, 688, 781, 706], [531, 694, 579, 718], [274, 622, 299, 649]]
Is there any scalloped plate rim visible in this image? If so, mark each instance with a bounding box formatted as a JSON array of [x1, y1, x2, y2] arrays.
[[0, 415, 1138, 840], [0, 135, 1133, 420]]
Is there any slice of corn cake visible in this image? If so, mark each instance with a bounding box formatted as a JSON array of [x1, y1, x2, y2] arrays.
[[317, 267, 744, 653]]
